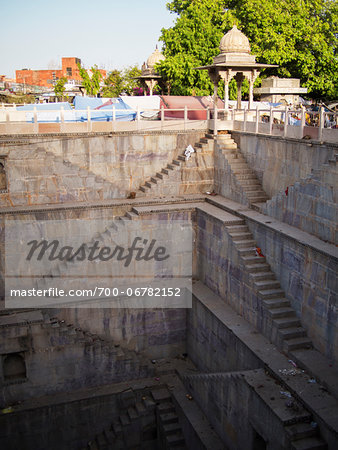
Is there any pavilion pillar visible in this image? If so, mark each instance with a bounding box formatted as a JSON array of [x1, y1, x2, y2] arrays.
[[208, 69, 221, 136], [235, 73, 244, 110], [247, 69, 259, 110]]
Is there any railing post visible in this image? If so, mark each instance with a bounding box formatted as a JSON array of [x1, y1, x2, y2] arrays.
[[283, 106, 288, 138], [60, 106, 64, 124], [112, 105, 116, 132], [319, 106, 324, 142], [87, 106, 92, 132], [300, 107, 305, 139], [161, 105, 164, 130], [269, 106, 273, 135], [184, 105, 188, 131], [33, 107, 38, 133], [244, 107, 247, 132], [214, 104, 218, 136], [207, 107, 210, 121], [136, 105, 140, 130], [255, 106, 259, 134]]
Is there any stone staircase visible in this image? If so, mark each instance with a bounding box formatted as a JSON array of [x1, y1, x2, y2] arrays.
[[138, 134, 214, 197], [225, 221, 312, 353], [181, 370, 327, 450], [263, 152, 338, 244], [85, 387, 187, 450], [216, 133, 269, 209]]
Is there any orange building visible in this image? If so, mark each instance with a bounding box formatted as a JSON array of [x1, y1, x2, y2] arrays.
[[16, 57, 106, 88]]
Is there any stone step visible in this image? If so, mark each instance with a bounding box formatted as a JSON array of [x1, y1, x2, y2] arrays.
[[156, 171, 168, 179], [163, 422, 182, 435], [178, 155, 186, 161], [285, 423, 317, 441], [162, 168, 171, 175], [250, 271, 275, 281], [226, 225, 249, 233], [167, 163, 176, 170], [243, 184, 265, 191], [166, 432, 185, 447], [160, 412, 179, 425], [259, 288, 285, 299], [228, 162, 249, 168], [157, 401, 175, 414], [220, 142, 237, 149], [274, 316, 302, 329], [229, 231, 252, 240], [151, 176, 159, 184], [290, 437, 327, 450], [124, 211, 138, 220], [246, 263, 271, 273], [232, 168, 254, 175], [172, 159, 181, 166], [242, 255, 267, 264], [247, 196, 269, 203], [284, 337, 312, 352], [145, 180, 154, 188], [267, 307, 296, 319], [205, 133, 214, 139], [246, 190, 268, 198], [217, 134, 232, 139], [151, 388, 171, 402], [139, 185, 150, 193], [238, 247, 256, 256], [237, 179, 261, 186], [278, 327, 307, 340], [232, 239, 256, 248], [263, 298, 290, 309], [236, 174, 259, 180], [254, 279, 281, 290]]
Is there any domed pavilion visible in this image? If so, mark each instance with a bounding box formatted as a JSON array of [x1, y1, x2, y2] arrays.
[[196, 25, 277, 110], [137, 46, 165, 96]]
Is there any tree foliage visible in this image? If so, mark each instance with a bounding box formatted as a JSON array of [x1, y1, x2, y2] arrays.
[[54, 77, 67, 98], [158, 0, 337, 99], [77, 64, 103, 97], [101, 65, 142, 97]]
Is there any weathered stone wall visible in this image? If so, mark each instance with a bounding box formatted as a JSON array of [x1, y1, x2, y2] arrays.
[[231, 132, 337, 198], [262, 160, 337, 244], [187, 293, 263, 373], [0, 131, 206, 206]]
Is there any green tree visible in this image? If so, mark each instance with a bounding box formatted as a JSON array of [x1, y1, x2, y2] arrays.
[[159, 0, 338, 99], [54, 77, 67, 99], [101, 70, 124, 97], [77, 64, 103, 97], [122, 65, 142, 95]]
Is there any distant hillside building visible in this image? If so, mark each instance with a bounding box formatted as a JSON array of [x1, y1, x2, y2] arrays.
[[15, 57, 106, 88]]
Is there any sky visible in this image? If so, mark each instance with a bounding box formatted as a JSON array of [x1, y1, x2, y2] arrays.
[[0, 0, 176, 78]]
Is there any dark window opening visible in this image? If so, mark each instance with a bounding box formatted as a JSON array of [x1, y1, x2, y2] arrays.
[[0, 160, 7, 191], [66, 67, 72, 77], [3, 353, 26, 381]]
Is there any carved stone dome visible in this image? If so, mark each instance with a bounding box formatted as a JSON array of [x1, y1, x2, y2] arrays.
[[219, 25, 251, 54], [146, 47, 165, 68]]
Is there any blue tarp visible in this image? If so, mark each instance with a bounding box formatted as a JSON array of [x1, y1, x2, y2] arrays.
[[73, 96, 136, 121], [17, 102, 72, 111]]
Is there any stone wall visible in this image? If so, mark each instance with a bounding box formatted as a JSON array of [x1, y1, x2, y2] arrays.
[[231, 132, 337, 198], [262, 159, 337, 244], [0, 131, 206, 206]]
